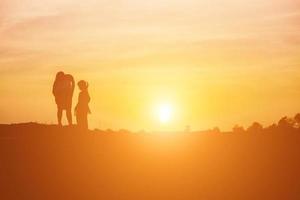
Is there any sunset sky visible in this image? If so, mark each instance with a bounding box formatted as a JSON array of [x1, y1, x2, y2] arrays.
[[1, 0, 300, 131]]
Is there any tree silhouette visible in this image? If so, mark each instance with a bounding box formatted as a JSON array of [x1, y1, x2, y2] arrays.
[[212, 127, 220, 133], [232, 125, 245, 133], [265, 123, 277, 132], [278, 116, 296, 130], [294, 113, 300, 128], [247, 122, 263, 132]]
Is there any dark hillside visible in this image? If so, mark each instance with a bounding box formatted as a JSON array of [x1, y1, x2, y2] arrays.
[[1, 123, 300, 200]]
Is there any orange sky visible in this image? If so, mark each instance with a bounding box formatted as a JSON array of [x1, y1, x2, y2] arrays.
[[1, 0, 300, 131]]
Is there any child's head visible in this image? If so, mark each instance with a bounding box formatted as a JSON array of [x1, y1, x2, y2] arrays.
[[78, 80, 88, 91]]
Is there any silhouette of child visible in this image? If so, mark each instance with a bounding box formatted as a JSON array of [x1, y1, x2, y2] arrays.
[[75, 80, 91, 130]]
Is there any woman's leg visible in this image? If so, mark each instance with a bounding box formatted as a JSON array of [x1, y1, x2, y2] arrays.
[[76, 114, 81, 128], [57, 107, 63, 126], [66, 108, 72, 126]]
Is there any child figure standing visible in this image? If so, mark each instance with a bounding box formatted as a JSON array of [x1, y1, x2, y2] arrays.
[[75, 80, 91, 130]]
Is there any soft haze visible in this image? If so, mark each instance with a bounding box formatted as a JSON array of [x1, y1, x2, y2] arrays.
[[1, 0, 300, 131]]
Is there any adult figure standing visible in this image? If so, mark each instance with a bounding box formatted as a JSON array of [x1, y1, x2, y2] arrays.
[[52, 72, 75, 126]]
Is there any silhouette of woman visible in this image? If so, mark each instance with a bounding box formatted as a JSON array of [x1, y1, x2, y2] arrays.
[[64, 74, 75, 125], [75, 80, 91, 130], [52, 72, 75, 126]]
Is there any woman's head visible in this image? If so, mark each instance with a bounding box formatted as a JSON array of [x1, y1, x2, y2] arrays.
[[55, 71, 65, 82], [78, 80, 88, 91]]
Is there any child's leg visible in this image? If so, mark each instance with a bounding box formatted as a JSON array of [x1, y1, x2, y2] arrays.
[[83, 114, 88, 130], [76, 113, 88, 130]]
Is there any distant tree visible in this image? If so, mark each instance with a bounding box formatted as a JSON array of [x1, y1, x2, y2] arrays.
[[278, 116, 296, 129], [106, 129, 114, 133], [247, 122, 263, 132], [232, 125, 245, 133], [119, 129, 130, 134], [212, 127, 220, 133], [185, 125, 191, 133], [294, 113, 300, 128], [265, 123, 277, 131]]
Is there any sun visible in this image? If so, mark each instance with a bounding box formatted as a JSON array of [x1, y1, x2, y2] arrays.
[[157, 103, 173, 124]]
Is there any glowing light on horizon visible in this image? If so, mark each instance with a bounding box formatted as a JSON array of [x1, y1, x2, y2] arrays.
[[157, 103, 173, 124]]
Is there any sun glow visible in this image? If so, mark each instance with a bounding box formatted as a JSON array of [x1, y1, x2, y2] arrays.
[[157, 103, 173, 124]]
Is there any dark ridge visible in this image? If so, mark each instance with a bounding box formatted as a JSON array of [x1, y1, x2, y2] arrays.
[[1, 123, 300, 200]]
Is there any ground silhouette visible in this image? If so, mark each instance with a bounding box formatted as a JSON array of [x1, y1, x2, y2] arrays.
[[1, 119, 300, 200]]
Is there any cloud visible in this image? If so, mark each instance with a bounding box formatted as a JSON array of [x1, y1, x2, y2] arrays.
[[0, 0, 299, 72], [0, 0, 12, 28]]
